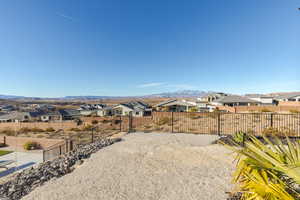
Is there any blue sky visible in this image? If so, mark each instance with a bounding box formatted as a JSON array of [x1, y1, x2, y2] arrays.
[[0, 0, 299, 97]]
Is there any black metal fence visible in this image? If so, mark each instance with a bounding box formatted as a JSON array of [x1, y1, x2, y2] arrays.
[[42, 112, 300, 161], [127, 112, 300, 137], [43, 140, 74, 162]]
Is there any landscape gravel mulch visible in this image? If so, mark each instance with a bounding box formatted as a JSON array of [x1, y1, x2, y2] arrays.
[[0, 138, 121, 200]]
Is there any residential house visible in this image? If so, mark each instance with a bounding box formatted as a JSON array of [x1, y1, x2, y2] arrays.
[[79, 110, 98, 117], [246, 94, 275, 105], [154, 99, 178, 111], [40, 111, 63, 122], [78, 104, 112, 117], [154, 99, 198, 112], [78, 104, 106, 111], [97, 107, 113, 116], [112, 101, 151, 117], [0, 105, 15, 112], [196, 93, 228, 111], [197, 92, 228, 103], [36, 104, 56, 111], [211, 95, 260, 107], [58, 109, 81, 120], [0, 111, 44, 122], [274, 93, 300, 102]]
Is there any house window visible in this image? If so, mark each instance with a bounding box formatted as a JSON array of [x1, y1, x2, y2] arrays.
[[136, 112, 139, 115]]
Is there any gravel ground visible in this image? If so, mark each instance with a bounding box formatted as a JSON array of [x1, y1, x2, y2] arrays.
[[23, 132, 235, 200]]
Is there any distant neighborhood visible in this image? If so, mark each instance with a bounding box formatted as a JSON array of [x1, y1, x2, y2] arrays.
[[0, 92, 300, 123]]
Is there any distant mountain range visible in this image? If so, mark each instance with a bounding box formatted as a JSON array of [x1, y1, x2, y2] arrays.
[[1, 91, 299, 101], [0, 90, 211, 100]]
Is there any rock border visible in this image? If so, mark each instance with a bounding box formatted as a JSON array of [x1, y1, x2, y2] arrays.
[[0, 138, 121, 200]]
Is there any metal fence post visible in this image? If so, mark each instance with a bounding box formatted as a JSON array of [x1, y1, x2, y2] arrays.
[[70, 140, 73, 151], [59, 145, 62, 155], [171, 112, 174, 133], [217, 113, 221, 136], [120, 115, 122, 132], [270, 113, 274, 128], [65, 139, 68, 152], [242, 132, 246, 147], [91, 128, 94, 143], [128, 113, 133, 133], [42, 150, 45, 162]]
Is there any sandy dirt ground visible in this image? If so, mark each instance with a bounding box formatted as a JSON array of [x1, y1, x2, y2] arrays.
[[23, 132, 235, 200]]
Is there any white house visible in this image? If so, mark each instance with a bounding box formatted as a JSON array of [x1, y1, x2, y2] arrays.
[[274, 93, 300, 102], [211, 95, 260, 107], [112, 101, 151, 117], [246, 94, 275, 105], [197, 92, 228, 103], [154, 99, 198, 112], [97, 107, 113, 117]]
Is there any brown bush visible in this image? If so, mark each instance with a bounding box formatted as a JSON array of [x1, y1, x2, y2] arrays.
[[261, 108, 271, 112], [82, 124, 93, 131], [30, 128, 45, 133], [101, 119, 112, 123], [1, 128, 15, 136], [69, 127, 81, 132], [261, 127, 296, 136], [156, 117, 171, 126], [19, 127, 32, 133], [45, 127, 55, 132], [91, 120, 99, 125], [188, 113, 201, 119], [290, 109, 300, 114]]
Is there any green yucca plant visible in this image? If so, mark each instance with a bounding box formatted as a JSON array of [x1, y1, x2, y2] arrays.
[[227, 136, 300, 200], [233, 131, 248, 145]]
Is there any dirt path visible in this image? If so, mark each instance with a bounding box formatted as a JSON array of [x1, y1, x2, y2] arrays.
[[23, 132, 235, 200]]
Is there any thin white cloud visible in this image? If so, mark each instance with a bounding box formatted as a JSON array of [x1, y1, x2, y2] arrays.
[[137, 82, 165, 88], [137, 82, 198, 91], [166, 84, 197, 90], [56, 13, 74, 21]]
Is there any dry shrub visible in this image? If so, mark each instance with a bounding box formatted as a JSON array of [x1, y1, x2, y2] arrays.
[[208, 112, 219, 119], [91, 120, 99, 125], [82, 124, 93, 131], [31, 128, 45, 133], [19, 127, 31, 133], [290, 109, 300, 114], [261, 108, 271, 112], [45, 127, 55, 132], [156, 117, 171, 126], [23, 141, 40, 150], [101, 119, 112, 123], [143, 125, 152, 129], [188, 113, 201, 119], [69, 127, 81, 132], [113, 119, 121, 124], [1, 128, 15, 136], [262, 127, 297, 137]]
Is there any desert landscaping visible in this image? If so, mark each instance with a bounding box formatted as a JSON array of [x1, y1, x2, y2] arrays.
[[22, 132, 235, 200]]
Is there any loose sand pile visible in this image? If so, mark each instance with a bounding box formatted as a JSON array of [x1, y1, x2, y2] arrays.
[[23, 132, 235, 200]]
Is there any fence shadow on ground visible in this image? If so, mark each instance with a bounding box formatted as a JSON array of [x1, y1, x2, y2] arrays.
[[0, 162, 36, 178]]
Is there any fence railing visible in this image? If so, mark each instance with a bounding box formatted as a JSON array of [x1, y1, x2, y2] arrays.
[[42, 140, 74, 162], [42, 112, 300, 161], [124, 112, 300, 137]]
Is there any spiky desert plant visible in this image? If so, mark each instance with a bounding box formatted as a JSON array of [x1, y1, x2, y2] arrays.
[[228, 136, 300, 200], [232, 131, 248, 145]]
